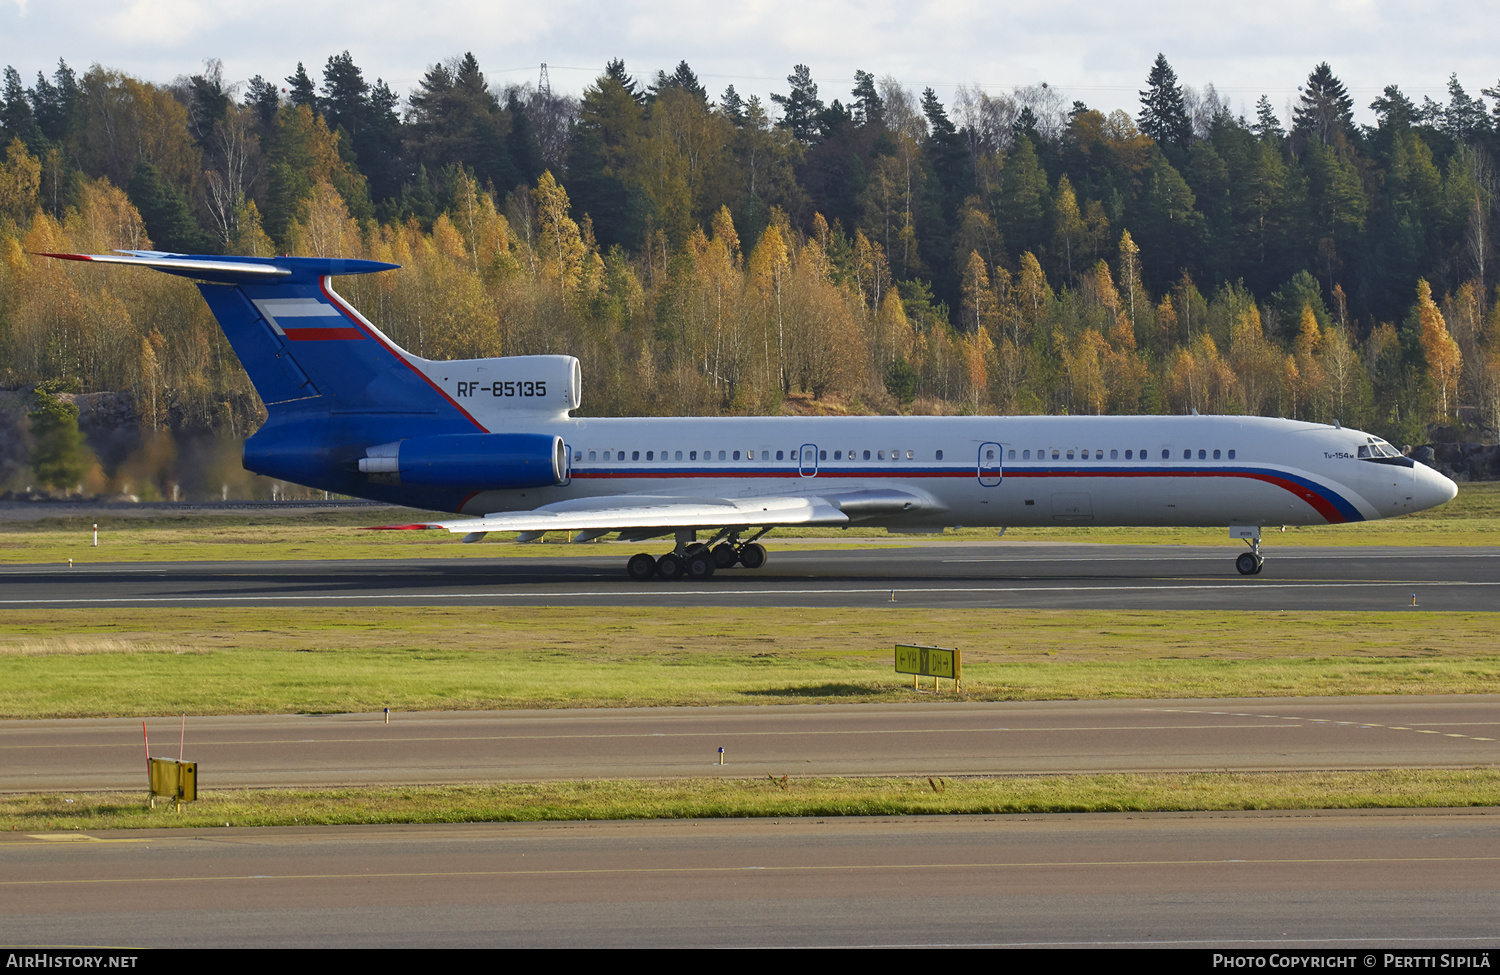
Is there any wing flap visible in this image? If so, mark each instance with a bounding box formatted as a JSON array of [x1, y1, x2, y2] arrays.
[[402, 495, 847, 534], [375, 487, 946, 537]]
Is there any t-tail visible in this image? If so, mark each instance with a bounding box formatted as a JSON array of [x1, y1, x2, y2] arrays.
[[42, 251, 578, 511]]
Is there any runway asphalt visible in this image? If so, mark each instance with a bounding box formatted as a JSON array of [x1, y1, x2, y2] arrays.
[[3, 542, 1499, 609], [4, 812, 1498, 948], [4, 697, 1498, 792], [5, 541, 1497, 949]]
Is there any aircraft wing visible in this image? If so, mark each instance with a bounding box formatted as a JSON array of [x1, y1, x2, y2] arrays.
[[377, 488, 944, 537]]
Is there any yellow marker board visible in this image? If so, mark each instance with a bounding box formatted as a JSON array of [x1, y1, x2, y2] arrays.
[[148, 757, 197, 811], [895, 644, 959, 680]]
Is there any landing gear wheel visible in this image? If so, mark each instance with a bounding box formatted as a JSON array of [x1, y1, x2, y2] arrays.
[[685, 551, 716, 579], [656, 552, 684, 581], [712, 543, 739, 568], [627, 552, 657, 581], [685, 542, 708, 557], [739, 542, 768, 570], [1235, 552, 1263, 576]]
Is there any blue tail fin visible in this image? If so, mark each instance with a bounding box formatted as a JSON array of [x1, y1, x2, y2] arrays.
[[47, 251, 474, 417], [43, 251, 486, 507]]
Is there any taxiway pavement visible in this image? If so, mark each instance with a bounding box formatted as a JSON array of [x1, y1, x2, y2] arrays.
[[4, 812, 1498, 948], [3, 543, 1498, 610], [5, 697, 1497, 792]]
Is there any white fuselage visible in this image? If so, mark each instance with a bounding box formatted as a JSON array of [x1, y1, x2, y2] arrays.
[[455, 414, 1456, 530]]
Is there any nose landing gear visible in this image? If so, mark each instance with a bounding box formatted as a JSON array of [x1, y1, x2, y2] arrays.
[[1232, 526, 1265, 575]]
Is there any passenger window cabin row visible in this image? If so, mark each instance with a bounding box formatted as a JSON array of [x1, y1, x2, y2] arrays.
[[578, 448, 929, 462], [1008, 448, 1237, 461], [574, 447, 1238, 463]]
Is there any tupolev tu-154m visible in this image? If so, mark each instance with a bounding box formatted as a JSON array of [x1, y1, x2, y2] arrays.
[[44, 251, 1458, 580]]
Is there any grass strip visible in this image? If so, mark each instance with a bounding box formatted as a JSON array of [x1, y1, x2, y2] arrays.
[[5, 770, 1498, 831], [3, 608, 1498, 718]]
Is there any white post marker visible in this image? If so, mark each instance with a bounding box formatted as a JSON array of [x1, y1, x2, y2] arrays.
[[93, 523, 98, 547]]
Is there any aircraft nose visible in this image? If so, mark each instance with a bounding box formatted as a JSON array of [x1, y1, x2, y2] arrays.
[[1413, 462, 1458, 511]]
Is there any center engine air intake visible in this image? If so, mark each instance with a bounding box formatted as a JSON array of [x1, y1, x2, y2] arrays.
[[359, 434, 567, 489]]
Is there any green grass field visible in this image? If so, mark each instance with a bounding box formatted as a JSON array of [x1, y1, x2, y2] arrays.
[[7, 769, 1499, 832], [3, 607, 1497, 719]]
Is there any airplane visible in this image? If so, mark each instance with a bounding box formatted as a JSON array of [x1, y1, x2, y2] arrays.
[[43, 250, 1459, 579]]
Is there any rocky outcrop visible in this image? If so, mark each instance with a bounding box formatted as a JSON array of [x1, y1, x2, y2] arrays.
[[1415, 443, 1500, 481], [0, 388, 143, 491], [66, 391, 141, 471]]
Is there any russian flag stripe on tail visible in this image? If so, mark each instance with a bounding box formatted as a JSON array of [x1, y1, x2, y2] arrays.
[[252, 297, 365, 341]]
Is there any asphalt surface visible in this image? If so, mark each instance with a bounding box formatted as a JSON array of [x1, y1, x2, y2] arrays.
[[4, 812, 1499, 948], [4, 697, 1498, 793], [3, 542, 1499, 609], [5, 541, 1498, 948]]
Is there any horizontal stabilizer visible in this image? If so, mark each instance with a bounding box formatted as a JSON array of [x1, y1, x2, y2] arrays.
[[37, 251, 398, 285]]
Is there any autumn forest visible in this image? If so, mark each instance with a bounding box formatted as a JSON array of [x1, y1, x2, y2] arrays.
[[1, 52, 1497, 497]]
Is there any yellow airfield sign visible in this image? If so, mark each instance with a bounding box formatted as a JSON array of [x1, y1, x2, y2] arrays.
[[895, 644, 961, 691]]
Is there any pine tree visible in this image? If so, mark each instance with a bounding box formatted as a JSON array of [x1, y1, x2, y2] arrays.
[[245, 75, 282, 133], [1370, 85, 1418, 132], [1137, 54, 1192, 152], [851, 70, 883, 128], [720, 85, 745, 126], [127, 161, 216, 253], [29, 60, 78, 144], [998, 136, 1048, 257], [1442, 74, 1489, 145], [921, 87, 969, 223], [1252, 96, 1284, 142], [1, 67, 44, 153], [285, 63, 317, 110], [184, 59, 230, 149], [319, 52, 369, 141], [1292, 63, 1354, 148], [650, 61, 706, 103], [771, 65, 824, 144], [28, 385, 91, 491]]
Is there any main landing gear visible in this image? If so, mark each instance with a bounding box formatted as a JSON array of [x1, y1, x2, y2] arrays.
[[625, 531, 769, 582]]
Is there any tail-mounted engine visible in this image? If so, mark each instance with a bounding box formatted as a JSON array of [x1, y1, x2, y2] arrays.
[[359, 433, 568, 489]]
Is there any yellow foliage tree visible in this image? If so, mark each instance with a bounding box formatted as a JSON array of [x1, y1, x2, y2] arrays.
[[0, 138, 41, 227], [1416, 279, 1462, 421]]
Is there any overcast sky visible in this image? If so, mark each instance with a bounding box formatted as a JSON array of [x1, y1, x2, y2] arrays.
[[3, 0, 1494, 126]]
